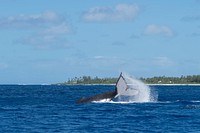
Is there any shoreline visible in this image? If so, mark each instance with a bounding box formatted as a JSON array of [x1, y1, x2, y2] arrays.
[[147, 84, 200, 86], [56, 83, 200, 86], [1, 84, 200, 86]]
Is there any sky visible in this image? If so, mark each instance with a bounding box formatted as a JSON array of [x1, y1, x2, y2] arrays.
[[0, 0, 200, 84]]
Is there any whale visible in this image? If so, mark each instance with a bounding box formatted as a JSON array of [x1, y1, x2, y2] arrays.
[[76, 90, 117, 104], [76, 72, 134, 104]]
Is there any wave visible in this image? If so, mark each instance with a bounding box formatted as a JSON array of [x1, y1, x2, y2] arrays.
[[92, 98, 200, 104], [92, 98, 157, 104]]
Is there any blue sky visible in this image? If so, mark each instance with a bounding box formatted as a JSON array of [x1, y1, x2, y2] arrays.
[[0, 0, 200, 84]]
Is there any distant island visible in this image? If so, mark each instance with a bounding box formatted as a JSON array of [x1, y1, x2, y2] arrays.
[[58, 75, 200, 85]]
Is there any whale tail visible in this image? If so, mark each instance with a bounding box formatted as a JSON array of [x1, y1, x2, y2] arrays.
[[76, 72, 127, 104]]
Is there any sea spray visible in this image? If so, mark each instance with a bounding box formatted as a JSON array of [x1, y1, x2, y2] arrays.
[[121, 74, 157, 102]]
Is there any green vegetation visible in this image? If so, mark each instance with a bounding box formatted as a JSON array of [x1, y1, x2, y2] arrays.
[[60, 75, 200, 85], [142, 75, 200, 84], [61, 76, 117, 85]]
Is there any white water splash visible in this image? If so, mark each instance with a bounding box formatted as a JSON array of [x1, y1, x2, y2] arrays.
[[121, 74, 157, 102]]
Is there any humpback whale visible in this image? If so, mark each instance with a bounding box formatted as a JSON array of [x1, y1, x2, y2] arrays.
[[76, 72, 134, 104], [76, 90, 117, 104]]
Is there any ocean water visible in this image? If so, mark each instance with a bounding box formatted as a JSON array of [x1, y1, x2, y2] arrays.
[[0, 85, 200, 133]]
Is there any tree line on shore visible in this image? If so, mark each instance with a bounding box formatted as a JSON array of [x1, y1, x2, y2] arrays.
[[60, 75, 200, 85]]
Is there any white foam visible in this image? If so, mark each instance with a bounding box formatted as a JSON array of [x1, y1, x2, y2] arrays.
[[92, 98, 112, 103], [93, 99, 158, 104], [122, 74, 157, 102]]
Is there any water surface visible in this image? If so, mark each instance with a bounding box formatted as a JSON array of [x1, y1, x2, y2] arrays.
[[0, 85, 200, 132]]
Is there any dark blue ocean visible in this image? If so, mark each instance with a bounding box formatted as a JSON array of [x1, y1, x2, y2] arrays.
[[0, 85, 200, 133]]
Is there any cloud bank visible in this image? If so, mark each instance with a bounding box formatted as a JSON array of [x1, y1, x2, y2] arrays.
[[0, 11, 71, 49], [82, 4, 140, 22], [0, 11, 65, 29]]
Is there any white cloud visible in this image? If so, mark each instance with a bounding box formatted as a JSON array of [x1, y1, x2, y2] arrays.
[[94, 56, 105, 59], [40, 22, 70, 35], [144, 24, 174, 37], [82, 4, 140, 22], [0, 11, 65, 29], [0, 11, 73, 49], [18, 30, 71, 49], [19, 22, 72, 49]]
